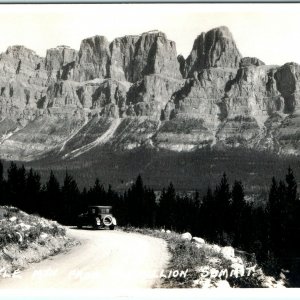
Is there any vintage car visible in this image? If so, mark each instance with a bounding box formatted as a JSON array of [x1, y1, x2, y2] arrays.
[[77, 206, 117, 230]]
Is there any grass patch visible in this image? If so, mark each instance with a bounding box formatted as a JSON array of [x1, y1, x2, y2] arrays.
[[0, 206, 79, 276], [122, 227, 286, 288]]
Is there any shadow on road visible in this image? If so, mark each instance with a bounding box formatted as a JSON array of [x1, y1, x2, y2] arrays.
[[68, 226, 116, 231]]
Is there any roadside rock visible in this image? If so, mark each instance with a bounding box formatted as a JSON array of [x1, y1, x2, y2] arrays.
[[192, 237, 205, 244], [181, 232, 192, 241], [220, 246, 235, 259], [211, 245, 221, 253], [214, 280, 231, 288], [229, 256, 243, 265]]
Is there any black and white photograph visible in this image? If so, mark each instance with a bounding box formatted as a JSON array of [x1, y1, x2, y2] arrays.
[[0, 2, 300, 296]]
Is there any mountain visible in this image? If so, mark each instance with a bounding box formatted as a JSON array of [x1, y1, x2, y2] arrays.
[[1, 26, 300, 163]]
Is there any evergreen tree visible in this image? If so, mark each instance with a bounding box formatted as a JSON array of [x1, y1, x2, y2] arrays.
[[6, 162, 26, 209], [125, 175, 156, 227], [88, 178, 106, 205], [158, 182, 176, 230], [286, 166, 297, 203], [191, 190, 201, 236], [0, 160, 4, 205], [199, 186, 215, 240], [122, 190, 130, 225], [106, 184, 116, 205], [24, 168, 41, 214], [277, 180, 287, 247], [127, 175, 142, 226], [267, 177, 281, 254], [214, 173, 231, 243], [176, 194, 196, 233], [81, 187, 88, 210], [61, 171, 80, 224], [143, 187, 157, 227], [284, 167, 298, 257], [0, 160, 3, 183], [42, 170, 61, 219], [237, 202, 253, 250], [194, 190, 201, 209], [231, 180, 246, 244], [251, 206, 269, 262], [231, 181, 245, 211], [267, 177, 288, 257], [6, 161, 18, 206]]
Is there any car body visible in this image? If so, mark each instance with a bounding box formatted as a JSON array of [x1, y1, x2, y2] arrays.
[[77, 206, 117, 230]]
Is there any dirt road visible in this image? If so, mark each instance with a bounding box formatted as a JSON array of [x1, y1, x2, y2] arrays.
[[0, 228, 169, 289]]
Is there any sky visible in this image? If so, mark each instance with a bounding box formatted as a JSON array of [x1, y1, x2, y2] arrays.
[[0, 3, 300, 65]]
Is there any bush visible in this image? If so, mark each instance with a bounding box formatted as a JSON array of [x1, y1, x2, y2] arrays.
[[0, 206, 66, 249]]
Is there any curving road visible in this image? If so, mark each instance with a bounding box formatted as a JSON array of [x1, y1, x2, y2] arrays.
[[0, 228, 169, 289]]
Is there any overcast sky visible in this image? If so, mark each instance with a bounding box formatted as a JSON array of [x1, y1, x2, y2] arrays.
[[0, 3, 300, 65]]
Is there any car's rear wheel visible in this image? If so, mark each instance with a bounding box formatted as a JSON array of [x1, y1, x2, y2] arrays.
[[109, 225, 115, 230]]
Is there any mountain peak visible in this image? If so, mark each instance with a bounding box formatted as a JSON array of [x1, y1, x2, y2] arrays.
[[5, 45, 38, 57], [141, 30, 166, 38], [206, 25, 232, 36], [184, 26, 242, 76]]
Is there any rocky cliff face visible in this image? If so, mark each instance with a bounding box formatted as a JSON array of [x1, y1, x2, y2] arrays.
[[184, 26, 242, 77], [1, 27, 300, 161], [275, 63, 300, 113], [126, 74, 184, 119], [0, 46, 48, 129], [110, 31, 182, 82], [45, 46, 77, 82], [72, 36, 111, 82]]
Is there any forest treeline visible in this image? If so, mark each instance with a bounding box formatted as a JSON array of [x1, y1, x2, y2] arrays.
[[0, 161, 300, 284]]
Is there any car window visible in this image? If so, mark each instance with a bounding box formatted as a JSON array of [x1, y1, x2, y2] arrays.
[[88, 208, 97, 214], [101, 208, 110, 214]]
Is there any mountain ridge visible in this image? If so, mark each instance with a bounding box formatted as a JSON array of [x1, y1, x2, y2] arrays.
[[1, 26, 300, 161]]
